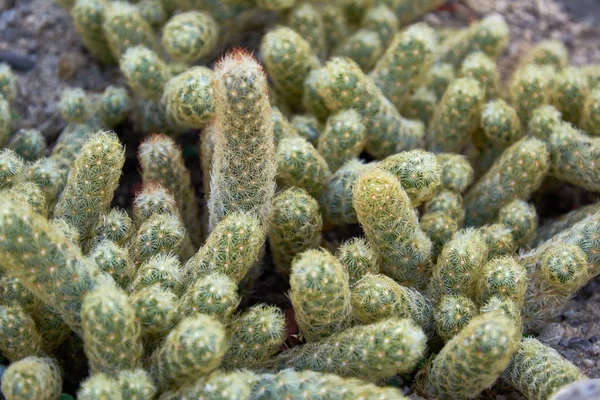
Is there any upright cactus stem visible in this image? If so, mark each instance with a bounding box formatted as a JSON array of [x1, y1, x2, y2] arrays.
[[464, 137, 550, 227], [481, 100, 522, 147], [521, 39, 569, 69], [0, 304, 44, 361], [96, 86, 132, 128], [77, 374, 122, 400], [0, 149, 24, 190], [434, 294, 478, 342], [529, 104, 563, 141], [162, 11, 219, 63], [287, 3, 326, 59], [580, 88, 600, 136], [436, 153, 474, 193], [333, 29, 383, 72], [208, 50, 276, 233], [120, 46, 171, 100], [371, 23, 437, 110], [178, 272, 240, 322], [0, 62, 17, 103], [8, 129, 47, 162], [0, 96, 11, 146], [425, 63, 455, 100], [319, 158, 365, 226], [261, 26, 320, 110], [317, 109, 366, 172], [362, 4, 398, 46], [550, 67, 589, 124], [497, 199, 538, 247], [476, 255, 527, 306], [131, 213, 186, 266], [0, 357, 62, 400], [59, 88, 93, 124], [336, 237, 379, 286], [510, 64, 555, 124], [102, 1, 157, 59], [130, 286, 178, 337], [89, 240, 135, 289], [460, 52, 501, 101], [118, 369, 157, 400], [131, 253, 184, 295]]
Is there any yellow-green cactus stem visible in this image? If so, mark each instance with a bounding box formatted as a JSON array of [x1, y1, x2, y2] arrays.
[[539, 243, 589, 296], [131, 183, 179, 226], [437, 14, 509, 67], [319, 158, 365, 226], [261, 26, 320, 110], [24, 157, 63, 209], [503, 338, 585, 400], [529, 104, 563, 141], [8, 129, 47, 162], [0, 277, 38, 313], [178, 272, 239, 322], [534, 202, 600, 246], [288, 3, 325, 59], [291, 114, 321, 146], [94, 208, 133, 246], [317, 109, 366, 172], [81, 283, 142, 376], [71, 0, 115, 65], [497, 199, 538, 247], [353, 167, 433, 288], [424, 188, 465, 226], [0, 63, 17, 103], [433, 294, 478, 342], [583, 64, 600, 89], [480, 296, 523, 337], [289, 248, 351, 341], [51, 217, 80, 244], [151, 314, 228, 390], [162, 11, 219, 63], [417, 312, 519, 399], [222, 304, 286, 369], [362, 4, 398, 46], [429, 228, 488, 301], [316, 57, 425, 158], [425, 63, 455, 100], [77, 373, 122, 400], [89, 239, 135, 289], [209, 50, 276, 233], [131, 253, 184, 296], [428, 77, 485, 153], [480, 223, 516, 259], [0, 97, 10, 146], [380, 149, 442, 207], [509, 64, 555, 124], [351, 273, 434, 337], [137, 0, 167, 28], [436, 153, 474, 194], [402, 86, 437, 126], [0, 304, 44, 361], [550, 67, 590, 124], [120, 46, 171, 100], [58, 87, 93, 124], [0, 356, 62, 400], [476, 255, 526, 307], [6, 182, 47, 217], [268, 187, 322, 276], [464, 137, 550, 227], [139, 134, 200, 246], [33, 303, 71, 352], [134, 99, 173, 134], [276, 135, 331, 198], [184, 212, 264, 285], [0, 149, 24, 190], [481, 99, 522, 147], [54, 130, 125, 247], [118, 369, 157, 400], [102, 1, 157, 59], [320, 4, 349, 54], [336, 237, 379, 286], [420, 211, 459, 259], [0, 194, 98, 333], [521, 39, 569, 69], [386, 0, 445, 26], [275, 317, 427, 382], [271, 106, 296, 145], [460, 52, 501, 101], [256, 0, 295, 10], [131, 213, 186, 266], [162, 66, 215, 130], [200, 126, 215, 198], [171, 369, 257, 399], [333, 29, 383, 72], [130, 286, 178, 337], [97, 86, 132, 127], [302, 68, 330, 122], [580, 88, 600, 136], [547, 122, 600, 192], [371, 23, 437, 110]]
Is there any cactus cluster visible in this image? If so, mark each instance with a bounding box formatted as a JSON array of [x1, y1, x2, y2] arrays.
[[2, 1, 599, 399]]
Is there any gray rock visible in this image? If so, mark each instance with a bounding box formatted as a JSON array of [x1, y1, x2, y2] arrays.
[[540, 323, 566, 346], [550, 379, 600, 400]]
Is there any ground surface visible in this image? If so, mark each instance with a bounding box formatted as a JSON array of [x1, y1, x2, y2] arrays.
[[1, 0, 600, 398]]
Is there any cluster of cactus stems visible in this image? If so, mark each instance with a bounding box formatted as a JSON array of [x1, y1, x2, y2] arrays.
[[3, 1, 600, 399]]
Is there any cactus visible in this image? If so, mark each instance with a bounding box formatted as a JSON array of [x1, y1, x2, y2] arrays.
[[54, 130, 125, 247], [380, 149, 442, 207], [388, 0, 445, 26], [6, 182, 48, 217], [436, 153, 474, 194], [425, 62, 455, 100], [132, 183, 179, 225], [178, 272, 240, 322], [0, 357, 62, 400], [464, 137, 550, 227], [320, 4, 349, 54], [222, 304, 287, 369], [162, 11, 219, 63], [276, 135, 331, 198], [208, 50, 276, 233], [131, 253, 184, 296], [317, 109, 366, 172], [261, 27, 320, 110], [362, 4, 398, 46], [51, 217, 80, 244], [424, 188, 465, 226], [59, 88, 93, 124], [89, 240, 134, 288], [549, 67, 589, 124], [509, 64, 555, 124], [417, 312, 519, 399], [118, 369, 157, 400], [481, 99, 522, 147], [184, 212, 264, 284], [534, 201, 600, 245], [151, 314, 228, 390], [497, 200, 538, 247], [8, 129, 47, 161], [81, 282, 142, 375], [420, 211, 459, 258], [319, 158, 365, 225], [162, 66, 215, 130], [539, 243, 590, 295], [24, 157, 63, 208], [480, 223, 516, 259], [583, 64, 600, 89], [302, 69, 330, 122], [480, 297, 523, 335], [0, 149, 24, 190], [0, 63, 17, 103], [120, 46, 171, 99], [402, 86, 437, 125], [529, 104, 563, 141], [0, 276, 39, 313], [434, 294, 478, 342], [336, 237, 379, 286], [460, 52, 501, 101], [351, 273, 434, 337], [102, 1, 157, 59], [132, 212, 186, 266], [77, 373, 122, 400], [521, 39, 569, 69], [287, 3, 325, 59], [268, 187, 322, 276], [0, 304, 44, 361], [71, 0, 114, 65], [135, 98, 173, 134], [503, 338, 585, 400], [130, 286, 178, 337], [353, 167, 432, 288], [137, 0, 167, 28], [371, 23, 437, 110], [96, 86, 132, 127], [200, 126, 216, 198], [580, 87, 600, 136], [476, 255, 526, 307], [271, 106, 296, 144], [291, 115, 321, 145], [275, 317, 427, 382], [0, 97, 9, 146], [333, 29, 383, 72], [94, 208, 133, 246], [428, 77, 485, 153]]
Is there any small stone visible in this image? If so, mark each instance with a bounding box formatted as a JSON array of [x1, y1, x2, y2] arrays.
[[539, 323, 565, 346], [583, 359, 595, 367], [550, 379, 600, 400]]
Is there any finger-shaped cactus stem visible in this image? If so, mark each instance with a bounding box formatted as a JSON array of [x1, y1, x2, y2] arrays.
[[118, 369, 157, 400], [130, 286, 178, 337], [319, 158, 365, 226], [291, 115, 321, 146], [320, 5, 349, 54], [402, 86, 437, 125], [317, 109, 366, 172], [131, 213, 186, 266], [534, 202, 600, 246], [287, 3, 326, 59], [476, 255, 527, 307], [433, 294, 478, 342], [333, 29, 383, 72], [120, 46, 171, 100], [24, 157, 63, 208], [0, 276, 39, 313], [436, 153, 474, 194], [389, 0, 445, 26], [580, 88, 600, 136], [0, 97, 9, 146], [424, 188, 465, 227], [59, 87, 93, 124], [302, 69, 330, 122], [89, 240, 135, 289], [71, 0, 114, 65], [480, 223, 516, 259], [425, 63, 455, 100], [336, 237, 379, 286], [131, 183, 179, 226], [521, 39, 569, 69], [0, 356, 62, 400], [178, 273, 240, 322], [509, 64, 555, 125], [96, 86, 132, 128], [550, 67, 589, 124], [77, 373, 122, 400], [497, 200, 538, 247], [481, 100, 522, 147], [102, 1, 157, 59], [6, 182, 47, 217], [8, 129, 46, 162], [94, 208, 133, 246], [131, 253, 184, 296], [362, 4, 398, 46], [460, 52, 501, 101], [0, 304, 44, 361], [0, 149, 24, 190], [480, 296, 523, 341], [0, 62, 17, 103], [420, 211, 459, 259], [161, 11, 219, 63]]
